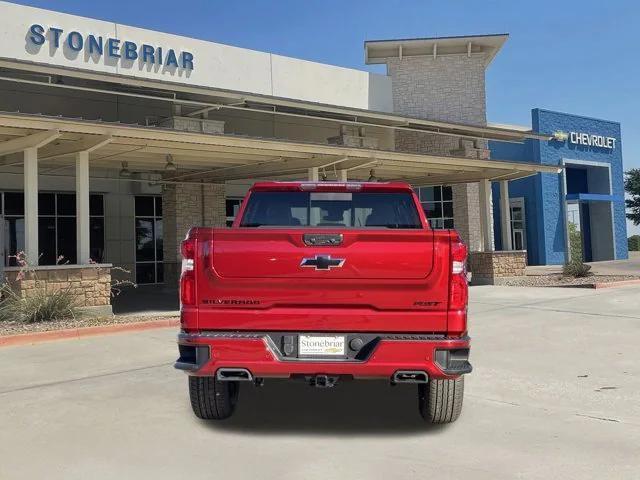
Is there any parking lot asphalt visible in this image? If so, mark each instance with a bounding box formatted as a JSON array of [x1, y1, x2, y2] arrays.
[[1, 285, 639, 480]]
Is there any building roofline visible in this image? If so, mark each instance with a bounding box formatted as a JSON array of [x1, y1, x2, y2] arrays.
[[533, 108, 622, 127], [365, 33, 509, 66], [365, 33, 509, 45]]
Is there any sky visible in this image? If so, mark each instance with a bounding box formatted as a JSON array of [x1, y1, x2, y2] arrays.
[[11, 0, 640, 234]]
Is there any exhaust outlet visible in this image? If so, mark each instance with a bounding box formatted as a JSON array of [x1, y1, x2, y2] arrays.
[[216, 368, 253, 382], [392, 370, 428, 384]]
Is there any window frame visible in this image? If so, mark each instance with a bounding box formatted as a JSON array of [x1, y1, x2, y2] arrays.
[[1, 191, 105, 266], [225, 197, 243, 227], [417, 186, 454, 230], [134, 195, 164, 285]]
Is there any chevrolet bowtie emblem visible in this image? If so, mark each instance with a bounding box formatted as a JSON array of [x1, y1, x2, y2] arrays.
[[300, 254, 345, 270]]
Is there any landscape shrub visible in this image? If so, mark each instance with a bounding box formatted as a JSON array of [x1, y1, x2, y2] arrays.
[[0, 283, 79, 323], [562, 261, 592, 278]]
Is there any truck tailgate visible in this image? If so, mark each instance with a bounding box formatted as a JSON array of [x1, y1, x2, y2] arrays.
[[193, 228, 452, 332]]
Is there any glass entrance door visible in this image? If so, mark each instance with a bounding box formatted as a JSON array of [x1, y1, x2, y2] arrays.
[[134, 196, 163, 284], [509, 198, 527, 251]]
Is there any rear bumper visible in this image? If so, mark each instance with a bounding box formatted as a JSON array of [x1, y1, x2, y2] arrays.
[[175, 331, 472, 380]]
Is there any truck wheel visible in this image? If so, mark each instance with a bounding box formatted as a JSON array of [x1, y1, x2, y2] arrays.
[[418, 376, 464, 424], [189, 376, 239, 420]]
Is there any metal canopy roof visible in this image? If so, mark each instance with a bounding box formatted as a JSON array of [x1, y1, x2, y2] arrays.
[[0, 59, 549, 144], [0, 112, 560, 186]]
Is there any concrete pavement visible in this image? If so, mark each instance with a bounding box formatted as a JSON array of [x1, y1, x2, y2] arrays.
[[1, 286, 639, 479], [526, 251, 640, 276]]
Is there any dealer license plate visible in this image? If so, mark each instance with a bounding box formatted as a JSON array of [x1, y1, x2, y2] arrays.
[[298, 335, 345, 356]]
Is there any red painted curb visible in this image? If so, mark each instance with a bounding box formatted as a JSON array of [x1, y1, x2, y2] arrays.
[[592, 279, 640, 289], [0, 318, 180, 348]]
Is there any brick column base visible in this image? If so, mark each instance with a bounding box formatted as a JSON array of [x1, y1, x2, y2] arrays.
[[468, 251, 527, 285]]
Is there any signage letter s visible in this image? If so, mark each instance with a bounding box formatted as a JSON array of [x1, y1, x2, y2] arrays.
[[29, 24, 45, 45]]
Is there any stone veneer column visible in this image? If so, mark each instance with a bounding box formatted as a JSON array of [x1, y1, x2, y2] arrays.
[[163, 182, 226, 285], [203, 184, 227, 228], [385, 54, 490, 250]]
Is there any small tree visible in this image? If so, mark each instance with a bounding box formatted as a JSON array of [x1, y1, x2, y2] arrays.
[[567, 221, 583, 262], [629, 235, 640, 252], [625, 169, 640, 226]]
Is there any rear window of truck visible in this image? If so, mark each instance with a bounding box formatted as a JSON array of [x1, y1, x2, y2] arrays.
[[240, 191, 423, 228]]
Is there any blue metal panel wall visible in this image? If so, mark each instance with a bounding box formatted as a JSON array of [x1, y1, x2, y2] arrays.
[[489, 108, 627, 265]]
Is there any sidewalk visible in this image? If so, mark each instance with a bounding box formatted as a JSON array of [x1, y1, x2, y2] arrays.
[[526, 251, 640, 276]]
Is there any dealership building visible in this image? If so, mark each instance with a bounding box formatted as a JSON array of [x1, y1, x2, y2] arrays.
[[0, 2, 627, 314]]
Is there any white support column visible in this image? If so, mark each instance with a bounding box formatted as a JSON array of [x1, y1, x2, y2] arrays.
[[337, 169, 348, 182], [76, 151, 91, 264], [23, 147, 39, 264], [499, 180, 513, 251], [308, 167, 319, 181], [478, 179, 493, 252]]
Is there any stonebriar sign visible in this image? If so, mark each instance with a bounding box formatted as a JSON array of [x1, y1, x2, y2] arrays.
[[28, 23, 195, 70]]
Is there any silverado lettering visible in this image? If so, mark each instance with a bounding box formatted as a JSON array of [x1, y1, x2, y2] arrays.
[[202, 299, 261, 305], [175, 181, 471, 424]]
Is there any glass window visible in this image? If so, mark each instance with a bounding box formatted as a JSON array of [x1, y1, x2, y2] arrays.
[[2, 192, 105, 266], [226, 198, 242, 227], [418, 187, 436, 202], [38, 193, 55, 215], [156, 262, 164, 283], [155, 219, 163, 262], [240, 192, 422, 229], [135, 196, 155, 217], [134, 196, 163, 284], [57, 194, 76, 216], [57, 217, 77, 264], [154, 197, 163, 217], [5, 217, 24, 266], [90, 217, 105, 263], [443, 202, 454, 218], [4, 192, 24, 216], [135, 218, 155, 262], [38, 217, 56, 265], [135, 263, 156, 285], [417, 186, 454, 230], [90, 194, 104, 216]]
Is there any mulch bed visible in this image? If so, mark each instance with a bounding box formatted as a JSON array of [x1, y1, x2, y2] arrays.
[[499, 275, 640, 288], [0, 314, 178, 337]]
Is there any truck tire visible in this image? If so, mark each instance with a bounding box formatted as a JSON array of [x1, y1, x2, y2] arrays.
[[418, 376, 464, 424], [189, 376, 239, 420]]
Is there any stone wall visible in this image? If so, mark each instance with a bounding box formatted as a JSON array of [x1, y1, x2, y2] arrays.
[[452, 183, 483, 251], [4, 264, 113, 315], [468, 251, 527, 285], [386, 55, 487, 124], [385, 54, 489, 249], [163, 182, 226, 284]]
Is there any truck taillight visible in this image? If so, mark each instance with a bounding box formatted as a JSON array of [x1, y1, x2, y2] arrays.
[[180, 238, 196, 306], [449, 235, 468, 311]]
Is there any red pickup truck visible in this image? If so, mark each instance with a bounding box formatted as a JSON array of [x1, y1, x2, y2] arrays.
[[175, 181, 471, 423]]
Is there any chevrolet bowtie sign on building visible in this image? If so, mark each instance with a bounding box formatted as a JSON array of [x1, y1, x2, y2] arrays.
[[552, 130, 616, 149]]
